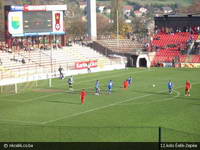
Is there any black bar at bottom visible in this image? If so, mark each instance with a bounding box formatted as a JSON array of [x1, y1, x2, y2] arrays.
[[159, 126, 162, 150], [0, 142, 200, 150]]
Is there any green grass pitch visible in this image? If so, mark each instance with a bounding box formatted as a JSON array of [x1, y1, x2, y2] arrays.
[[0, 68, 200, 142]]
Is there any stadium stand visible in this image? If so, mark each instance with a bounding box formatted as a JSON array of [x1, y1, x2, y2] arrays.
[[0, 44, 117, 80], [95, 39, 144, 54], [150, 32, 200, 66]]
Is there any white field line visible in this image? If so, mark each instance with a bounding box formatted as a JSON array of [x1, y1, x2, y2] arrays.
[[0, 92, 64, 103], [0, 94, 153, 125], [0, 93, 152, 125], [118, 90, 180, 105], [1, 83, 198, 125], [20, 92, 64, 103], [41, 94, 153, 125], [1, 69, 150, 103], [41, 87, 189, 125]]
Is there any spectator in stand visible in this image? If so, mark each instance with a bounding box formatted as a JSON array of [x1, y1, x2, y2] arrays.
[[53, 45, 57, 49], [0, 58, 2, 65], [87, 62, 91, 73], [40, 46, 44, 50], [197, 26, 200, 33], [22, 58, 26, 64], [172, 58, 175, 67]]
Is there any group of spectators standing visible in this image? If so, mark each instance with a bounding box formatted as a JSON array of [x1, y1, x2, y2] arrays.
[[155, 26, 200, 35], [10, 56, 26, 64], [67, 35, 91, 47], [0, 44, 10, 53]]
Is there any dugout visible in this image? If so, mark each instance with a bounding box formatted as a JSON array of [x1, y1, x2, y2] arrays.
[[126, 55, 137, 67]]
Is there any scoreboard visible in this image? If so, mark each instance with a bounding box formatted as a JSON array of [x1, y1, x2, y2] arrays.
[[23, 11, 52, 33], [7, 5, 67, 37]]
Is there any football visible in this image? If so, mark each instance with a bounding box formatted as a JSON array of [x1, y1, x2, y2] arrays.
[[152, 84, 156, 87]]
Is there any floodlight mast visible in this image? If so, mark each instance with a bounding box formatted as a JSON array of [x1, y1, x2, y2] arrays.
[[87, 0, 97, 41], [49, 46, 53, 88], [117, 9, 119, 53]]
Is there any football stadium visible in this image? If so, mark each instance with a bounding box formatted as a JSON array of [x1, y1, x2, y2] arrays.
[[0, 0, 200, 149]]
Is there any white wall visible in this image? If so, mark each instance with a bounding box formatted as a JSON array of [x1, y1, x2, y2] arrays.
[[0, 64, 126, 86]]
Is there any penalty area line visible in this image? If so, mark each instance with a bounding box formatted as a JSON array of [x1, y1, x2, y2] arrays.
[[41, 93, 153, 125], [118, 90, 181, 105], [41, 89, 183, 125]]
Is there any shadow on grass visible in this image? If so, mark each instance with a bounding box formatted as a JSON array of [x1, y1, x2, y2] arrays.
[[65, 89, 114, 96]]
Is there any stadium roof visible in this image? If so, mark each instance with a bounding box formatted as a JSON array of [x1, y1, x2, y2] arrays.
[[156, 12, 200, 17]]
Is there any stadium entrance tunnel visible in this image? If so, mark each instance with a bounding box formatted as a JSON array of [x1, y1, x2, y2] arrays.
[[139, 58, 147, 67], [136, 54, 150, 68]]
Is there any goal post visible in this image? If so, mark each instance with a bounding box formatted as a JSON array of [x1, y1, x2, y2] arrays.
[[0, 84, 16, 95], [49, 78, 52, 88], [0, 80, 50, 95]]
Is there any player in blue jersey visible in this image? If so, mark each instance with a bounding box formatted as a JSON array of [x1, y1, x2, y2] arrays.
[[107, 80, 113, 94], [128, 76, 133, 87], [168, 80, 173, 94], [95, 80, 100, 95]]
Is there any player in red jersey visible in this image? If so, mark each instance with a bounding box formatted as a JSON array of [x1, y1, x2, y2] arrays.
[[126, 80, 129, 88], [123, 80, 129, 89], [80, 89, 87, 104], [185, 80, 191, 96], [123, 80, 126, 89]]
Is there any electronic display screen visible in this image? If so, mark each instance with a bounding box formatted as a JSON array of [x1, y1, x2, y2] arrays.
[[23, 11, 52, 33], [7, 5, 65, 36]]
